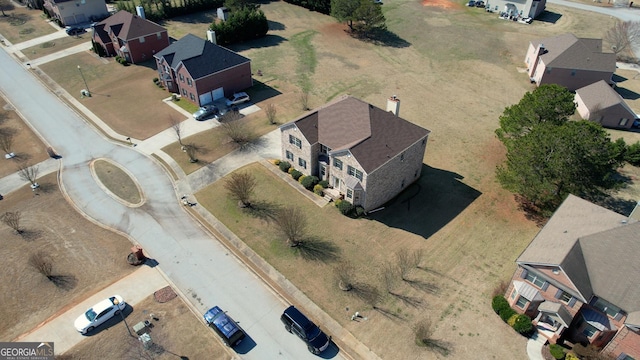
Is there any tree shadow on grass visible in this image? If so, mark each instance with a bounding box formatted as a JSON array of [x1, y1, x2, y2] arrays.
[[349, 28, 411, 48], [244, 200, 281, 222], [35, 182, 57, 194], [293, 235, 340, 262], [404, 279, 439, 295], [389, 291, 423, 308], [20, 229, 43, 241], [49, 274, 78, 291], [417, 338, 453, 356]]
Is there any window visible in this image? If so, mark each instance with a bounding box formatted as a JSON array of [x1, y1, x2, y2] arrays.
[[187, 78, 193, 86], [582, 322, 598, 338], [298, 158, 307, 169], [333, 158, 343, 170], [546, 67, 553, 74], [347, 166, 363, 181], [571, 69, 576, 76], [593, 298, 621, 318], [189, 93, 195, 101], [347, 189, 353, 198], [139, 36, 145, 43], [620, 118, 629, 126], [510, 289, 516, 299], [516, 296, 529, 309], [320, 166, 325, 177], [181, 88, 187, 96], [289, 135, 302, 149], [286, 150, 294, 161], [525, 272, 545, 288], [157, 33, 162, 40], [179, 74, 184, 82], [559, 291, 572, 304]]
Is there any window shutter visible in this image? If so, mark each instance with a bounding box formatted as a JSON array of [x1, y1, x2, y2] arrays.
[[616, 353, 628, 360], [568, 297, 577, 307], [541, 282, 549, 291], [520, 269, 528, 279], [554, 289, 563, 299]]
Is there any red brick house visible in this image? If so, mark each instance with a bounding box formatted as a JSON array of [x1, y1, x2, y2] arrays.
[[505, 195, 640, 359], [92, 10, 169, 64], [153, 34, 252, 106]]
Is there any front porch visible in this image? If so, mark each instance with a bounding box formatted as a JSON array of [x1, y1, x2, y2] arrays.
[[533, 301, 572, 344]]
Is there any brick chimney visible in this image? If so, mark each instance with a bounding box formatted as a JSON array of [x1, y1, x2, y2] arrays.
[[386, 95, 400, 116]]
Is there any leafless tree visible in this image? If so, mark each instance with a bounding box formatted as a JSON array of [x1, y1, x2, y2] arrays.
[[223, 171, 257, 208], [221, 120, 256, 148], [274, 206, 307, 247], [0, 127, 16, 154], [183, 142, 201, 163], [396, 248, 422, 281], [381, 262, 400, 294], [334, 261, 356, 291], [604, 20, 640, 55], [0, 0, 10, 16], [1, 211, 22, 234], [265, 103, 277, 124], [169, 116, 184, 146], [299, 91, 310, 111], [17, 163, 39, 186], [414, 318, 451, 355], [29, 251, 53, 278]]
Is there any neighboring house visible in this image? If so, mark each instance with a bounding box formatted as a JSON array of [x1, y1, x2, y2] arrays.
[[44, 0, 109, 27], [505, 194, 640, 359], [92, 10, 169, 64], [489, 0, 546, 18], [575, 80, 638, 130], [279, 95, 430, 211], [525, 33, 616, 92], [154, 33, 252, 106]]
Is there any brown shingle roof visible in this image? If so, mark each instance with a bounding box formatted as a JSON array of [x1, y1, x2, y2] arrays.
[[287, 96, 430, 173], [531, 33, 615, 73], [95, 10, 166, 42], [576, 80, 634, 114]]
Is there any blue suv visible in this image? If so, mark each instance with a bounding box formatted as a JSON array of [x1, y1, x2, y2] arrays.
[[280, 305, 330, 354]]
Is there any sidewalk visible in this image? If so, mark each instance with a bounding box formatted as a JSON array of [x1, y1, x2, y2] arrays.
[[0, 157, 60, 196], [16, 265, 169, 354]]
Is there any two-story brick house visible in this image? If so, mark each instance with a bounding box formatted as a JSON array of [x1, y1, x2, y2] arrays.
[[279, 95, 430, 211], [153, 34, 252, 106], [575, 80, 638, 130], [505, 194, 640, 359], [91, 10, 169, 64], [525, 33, 616, 92], [44, 0, 109, 27]]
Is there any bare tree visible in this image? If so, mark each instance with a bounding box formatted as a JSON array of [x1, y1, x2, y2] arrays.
[[223, 171, 257, 208], [265, 103, 277, 124], [0, 127, 16, 155], [381, 262, 400, 294], [1, 211, 22, 234], [0, 0, 10, 16], [183, 142, 201, 163], [413, 318, 451, 355], [17, 163, 39, 187], [396, 248, 422, 281], [28, 251, 53, 278], [169, 116, 184, 147], [334, 261, 356, 291], [604, 20, 640, 55], [221, 120, 256, 148], [274, 206, 307, 247], [299, 91, 310, 111]]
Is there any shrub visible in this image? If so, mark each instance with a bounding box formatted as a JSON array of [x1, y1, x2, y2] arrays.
[[355, 206, 365, 217], [512, 314, 533, 335], [274, 159, 281, 166], [313, 184, 324, 196], [507, 314, 518, 327], [152, 77, 159, 83], [499, 307, 517, 323], [565, 354, 578, 360], [337, 200, 355, 215], [335, 199, 342, 207], [298, 175, 306, 184], [300, 175, 319, 190], [291, 170, 303, 181], [318, 180, 329, 188], [288, 166, 295, 174], [279, 161, 291, 172], [549, 344, 565, 360], [492, 295, 510, 314]]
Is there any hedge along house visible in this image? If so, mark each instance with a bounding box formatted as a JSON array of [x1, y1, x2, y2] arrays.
[[91, 10, 169, 64], [505, 195, 640, 359], [153, 33, 252, 106], [279, 95, 430, 211]]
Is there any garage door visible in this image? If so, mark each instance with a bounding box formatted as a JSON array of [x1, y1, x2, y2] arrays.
[[212, 87, 224, 100], [199, 92, 213, 106]]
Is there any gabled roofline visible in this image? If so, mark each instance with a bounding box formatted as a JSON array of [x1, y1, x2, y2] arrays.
[[517, 263, 588, 303]]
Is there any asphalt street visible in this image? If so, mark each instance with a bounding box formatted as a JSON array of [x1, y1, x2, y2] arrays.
[[0, 43, 343, 360]]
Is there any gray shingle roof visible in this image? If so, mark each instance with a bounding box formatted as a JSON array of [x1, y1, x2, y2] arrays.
[[531, 33, 615, 73], [154, 34, 250, 80], [94, 10, 166, 42], [286, 96, 430, 173]]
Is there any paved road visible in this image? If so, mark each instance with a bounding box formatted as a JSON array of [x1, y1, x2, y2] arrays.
[[0, 44, 343, 360], [547, 0, 640, 21]]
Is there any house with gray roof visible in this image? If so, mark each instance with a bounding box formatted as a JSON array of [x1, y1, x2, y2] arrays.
[[279, 95, 430, 211], [154, 34, 252, 106], [92, 10, 169, 64], [575, 80, 638, 130], [505, 194, 640, 359], [525, 33, 616, 92]]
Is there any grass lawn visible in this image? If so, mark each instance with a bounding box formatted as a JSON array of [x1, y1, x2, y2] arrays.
[[0, 96, 50, 178], [0, 7, 57, 44], [39, 54, 184, 140], [92, 159, 142, 205], [21, 35, 90, 59]]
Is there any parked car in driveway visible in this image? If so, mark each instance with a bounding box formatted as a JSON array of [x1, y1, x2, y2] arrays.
[[225, 92, 250, 107], [65, 27, 85, 36], [204, 306, 246, 347], [281, 305, 330, 354], [74, 295, 126, 334], [192, 104, 219, 120]]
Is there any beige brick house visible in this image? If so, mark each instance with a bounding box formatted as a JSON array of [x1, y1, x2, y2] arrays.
[[525, 33, 616, 92], [279, 95, 430, 211], [505, 195, 640, 359]]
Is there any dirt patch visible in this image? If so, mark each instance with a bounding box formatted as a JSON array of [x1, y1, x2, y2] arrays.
[[154, 286, 178, 303], [422, 0, 462, 9]]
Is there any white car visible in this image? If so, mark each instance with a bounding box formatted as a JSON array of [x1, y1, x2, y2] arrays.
[[74, 295, 126, 334], [225, 92, 250, 107]]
